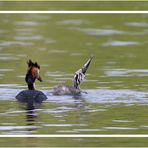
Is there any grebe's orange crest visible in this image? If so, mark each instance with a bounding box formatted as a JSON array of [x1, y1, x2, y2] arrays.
[[31, 66, 39, 77], [26, 59, 41, 77]]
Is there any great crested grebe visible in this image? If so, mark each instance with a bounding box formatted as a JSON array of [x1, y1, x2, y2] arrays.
[[52, 56, 93, 95], [16, 60, 47, 108]]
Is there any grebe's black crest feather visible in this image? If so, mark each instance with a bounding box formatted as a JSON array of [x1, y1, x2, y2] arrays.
[[27, 60, 40, 69]]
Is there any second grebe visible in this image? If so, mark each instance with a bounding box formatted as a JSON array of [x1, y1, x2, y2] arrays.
[[52, 56, 93, 95], [16, 60, 47, 107]]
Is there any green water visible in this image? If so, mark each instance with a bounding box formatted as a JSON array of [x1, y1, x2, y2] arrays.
[[0, 1, 148, 147]]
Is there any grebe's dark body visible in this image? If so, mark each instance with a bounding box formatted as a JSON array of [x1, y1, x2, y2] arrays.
[[16, 90, 47, 104], [53, 56, 93, 95], [16, 60, 47, 106]]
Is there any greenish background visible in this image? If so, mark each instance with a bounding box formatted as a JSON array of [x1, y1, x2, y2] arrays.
[[0, 1, 148, 10], [0, 1, 148, 147]]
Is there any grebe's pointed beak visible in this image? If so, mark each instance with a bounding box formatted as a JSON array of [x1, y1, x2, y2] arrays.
[[82, 56, 93, 74]]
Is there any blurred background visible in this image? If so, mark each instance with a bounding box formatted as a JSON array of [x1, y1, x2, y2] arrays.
[[0, 1, 148, 147], [0, 13, 147, 90]]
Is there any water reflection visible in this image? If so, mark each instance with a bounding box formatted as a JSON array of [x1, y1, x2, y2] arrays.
[[103, 40, 141, 47], [26, 106, 38, 134], [125, 22, 148, 27], [73, 95, 86, 124], [104, 68, 148, 77], [25, 106, 39, 147], [15, 21, 40, 26], [75, 28, 127, 36], [51, 95, 88, 134], [58, 19, 91, 25], [0, 12, 148, 140], [18, 101, 40, 134]]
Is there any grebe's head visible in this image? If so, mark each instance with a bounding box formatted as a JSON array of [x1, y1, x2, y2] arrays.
[[25, 60, 42, 85]]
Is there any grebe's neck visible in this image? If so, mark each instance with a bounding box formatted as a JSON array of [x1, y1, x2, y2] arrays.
[[73, 83, 80, 90], [28, 83, 35, 90]]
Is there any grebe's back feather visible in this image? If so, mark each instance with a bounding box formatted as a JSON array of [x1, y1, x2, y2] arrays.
[[53, 84, 81, 95]]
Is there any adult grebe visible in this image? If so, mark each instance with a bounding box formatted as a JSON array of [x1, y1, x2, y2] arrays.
[[16, 60, 47, 108], [52, 56, 93, 95]]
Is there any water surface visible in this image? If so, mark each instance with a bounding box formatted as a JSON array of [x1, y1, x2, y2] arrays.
[[0, 9, 148, 147]]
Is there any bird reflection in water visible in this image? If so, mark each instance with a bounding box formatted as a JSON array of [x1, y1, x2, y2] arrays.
[[73, 94, 87, 124], [25, 102, 38, 134]]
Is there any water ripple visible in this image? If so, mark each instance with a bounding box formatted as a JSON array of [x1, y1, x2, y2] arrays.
[[0, 125, 39, 131], [0, 88, 148, 104], [48, 49, 68, 54], [42, 124, 86, 127], [104, 68, 148, 77], [43, 106, 75, 113], [58, 19, 91, 25], [46, 71, 72, 77], [0, 41, 33, 46], [15, 35, 43, 41], [125, 22, 148, 27], [15, 21, 41, 26], [104, 127, 138, 130], [112, 120, 134, 123], [74, 27, 147, 36], [103, 40, 142, 47], [75, 28, 127, 36]]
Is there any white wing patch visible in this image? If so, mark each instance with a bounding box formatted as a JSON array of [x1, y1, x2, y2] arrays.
[[74, 68, 85, 88]]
